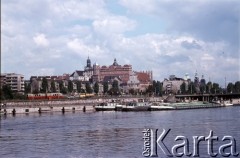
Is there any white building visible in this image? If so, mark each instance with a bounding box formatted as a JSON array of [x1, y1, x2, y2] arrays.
[[163, 75, 189, 94], [70, 57, 93, 81], [0, 73, 25, 92]]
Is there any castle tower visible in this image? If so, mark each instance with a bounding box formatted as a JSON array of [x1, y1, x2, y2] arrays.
[[87, 56, 91, 68], [113, 58, 118, 66]]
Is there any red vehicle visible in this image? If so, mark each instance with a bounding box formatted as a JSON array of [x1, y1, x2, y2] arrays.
[[27, 93, 64, 100]]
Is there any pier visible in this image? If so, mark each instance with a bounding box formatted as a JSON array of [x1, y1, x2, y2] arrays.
[[175, 93, 240, 103]]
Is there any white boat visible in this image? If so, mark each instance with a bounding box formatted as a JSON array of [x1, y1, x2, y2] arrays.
[[122, 99, 150, 111], [115, 104, 124, 111], [150, 102, 175, 110], [212, 100, 233, 107], [222, 100, 233, 106], [95, 99, 125, 111], [94, 102, 116, 111]]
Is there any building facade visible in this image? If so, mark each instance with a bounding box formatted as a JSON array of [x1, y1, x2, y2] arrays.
[[70, 57, 93, 82], [30, 74, 70, 93], [163, 75, 188, 94], [92, 58, 132, 84], [0, 73, 25, 92]]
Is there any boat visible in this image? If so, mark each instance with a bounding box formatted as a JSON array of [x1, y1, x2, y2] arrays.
[[150, 102, 175, 111], [94, 102, 116, 111], [222, 100, 233, 106], [211, 99, 233, 107], [115, 104, 124, 111], [122, 99, 150, 111], [94, 99, 125, 111]]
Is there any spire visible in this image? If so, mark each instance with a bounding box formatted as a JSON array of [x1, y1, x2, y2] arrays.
[[113, 58, 118, 66], [86, 56, 91, 68]]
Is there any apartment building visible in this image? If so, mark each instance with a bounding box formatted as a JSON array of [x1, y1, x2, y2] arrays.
[[0, 73, 25, 92]]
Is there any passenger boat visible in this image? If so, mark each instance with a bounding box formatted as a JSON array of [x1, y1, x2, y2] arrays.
[[121, 99, 150, 111], [94, 102, 116, 111], [150, 102, 175, 111], [94, 99, 124, 111]]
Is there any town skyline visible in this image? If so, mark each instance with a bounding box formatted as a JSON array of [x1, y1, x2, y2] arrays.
[[2, 0, 240, 87], [1, 56, 238, 88]]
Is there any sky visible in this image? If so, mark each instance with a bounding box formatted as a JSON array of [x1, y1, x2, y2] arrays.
[[1, 0, 240, 87]]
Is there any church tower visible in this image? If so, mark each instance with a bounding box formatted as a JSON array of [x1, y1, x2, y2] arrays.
[[86, 56, 92, 68]]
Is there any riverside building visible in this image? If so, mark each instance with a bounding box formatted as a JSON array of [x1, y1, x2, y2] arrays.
[[70, 57, 153, 93], [0, 73, 25, 93]]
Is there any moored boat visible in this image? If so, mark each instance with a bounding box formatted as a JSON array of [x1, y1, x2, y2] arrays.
[[222, 100, 233, 106], [94, 102, 116, 111], [150, 102, 175, 111], [115, 104, 124, 111], [122, 99, 150, 111]]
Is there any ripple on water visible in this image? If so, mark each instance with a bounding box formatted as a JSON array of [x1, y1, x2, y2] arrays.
[[0, 106, 240, 158]]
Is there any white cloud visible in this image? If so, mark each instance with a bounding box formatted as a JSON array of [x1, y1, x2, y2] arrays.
[[67, 38, 106, 58], [50, 0, 107, 20], [37, 68, 55, 76], [33, 33, 49, 47], [201, 53, 214, 61], [93, 16, 136, 35], [1, 0, 239, 86], [119, 0, 158, 14]]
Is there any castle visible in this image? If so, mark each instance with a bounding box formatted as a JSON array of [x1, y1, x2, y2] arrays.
[[70, 57, 153, 92]]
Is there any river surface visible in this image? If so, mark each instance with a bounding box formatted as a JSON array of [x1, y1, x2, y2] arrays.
[[0, 106, 240, 158]]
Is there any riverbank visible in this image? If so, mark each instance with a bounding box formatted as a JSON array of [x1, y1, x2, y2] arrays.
[[0, 97, 162, 115], [0, 96, 162, 108], [1, 97, 239, 115]]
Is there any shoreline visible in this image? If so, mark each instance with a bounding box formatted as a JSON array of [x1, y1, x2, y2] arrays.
[[1, 97, 240, 115]]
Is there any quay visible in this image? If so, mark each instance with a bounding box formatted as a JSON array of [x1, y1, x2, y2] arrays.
[[0, 105, 94, 115], [1, 96, 240, 115], [175, 93, 240, 103], [0, 96, 159, 115]]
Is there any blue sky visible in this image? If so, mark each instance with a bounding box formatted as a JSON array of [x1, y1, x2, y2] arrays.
[[1, 0, 240, 86]]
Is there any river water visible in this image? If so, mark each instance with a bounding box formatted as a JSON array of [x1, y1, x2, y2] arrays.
[[0, 106, 240, 158]]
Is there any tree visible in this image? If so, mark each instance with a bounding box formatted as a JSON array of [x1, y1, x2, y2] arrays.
[[227, 82, 234, 93], [110, 80, 120, 95], [41, 77, 48, 93], [152, 80, 157, 95], [59, 81, 67, 94], [50, 80, 56, 93], [93, 82, 99, 94], [80, 88, 86, 93], [13, 93, 26, 100], [24, 82, 31, 94], [187, 82, 196, 94], [146, 85, 154, 96], [206, 82, 212, 94], [103, 82, 109, 94], [234, 81, 240, 93], [68, 80, 73, 93], [156, 81, 163, 96], [129, 88, 135, 95], [0, 88, 3, 100], [200, 82, 206, 94], [31, 79, 39, 94], [180, 82, 187, 94], [85, 82, 93, 93], [76, 81, 82, 93], [1, 85, 13, 99], [211, 83, 220, 94]]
